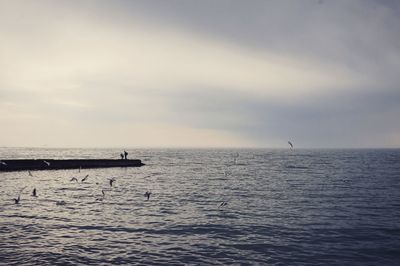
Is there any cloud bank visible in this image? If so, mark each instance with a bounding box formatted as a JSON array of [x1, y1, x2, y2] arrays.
[[0, 0, 399, 148]]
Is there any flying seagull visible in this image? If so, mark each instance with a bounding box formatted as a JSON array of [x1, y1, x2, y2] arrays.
[[14, 195, 21, 204], [144, 191, 152, 200], [14, 187, 26, 204], [32, 188, 37, 197], [0, 160, 7, 166], [109, 177, 116, 187], [43, 160, 51, 166], [219, 201, 228, 208], [81, 174, 89, 182], [70, 177, 78, 182], [96, 190, 106, 201], [288, 141, 294, 150]]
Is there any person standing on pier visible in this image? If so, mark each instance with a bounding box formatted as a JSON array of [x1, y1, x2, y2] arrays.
[[120, 153, 124, 160], [124, 150, 128, 160]]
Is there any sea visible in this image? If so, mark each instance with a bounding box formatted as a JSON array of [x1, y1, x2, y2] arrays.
[[0, 148, 399, 265]]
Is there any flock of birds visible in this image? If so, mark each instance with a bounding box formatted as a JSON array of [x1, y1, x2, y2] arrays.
[[11, 169, 153, 206], [9, 141, 295, 210], [12, 169, 228, 209]]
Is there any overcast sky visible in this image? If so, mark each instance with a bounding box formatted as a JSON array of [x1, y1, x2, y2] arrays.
[[1, 0, 399, 148]]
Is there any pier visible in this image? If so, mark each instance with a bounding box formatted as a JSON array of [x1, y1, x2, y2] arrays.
[[0, 159, 145, 171]]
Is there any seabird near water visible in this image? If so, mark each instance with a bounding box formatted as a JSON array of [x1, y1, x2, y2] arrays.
[[96, 190, 106, 201], [13, 187, 26, 204], [219, 201, 228, 208], [109, 178, 116, 187], [14, 196, 20, 204], [81, 174, 89, 182], [70, 177, 78, 182], [288, 141, 294, 150], [43, 160, 50, 166], [0, 160, 7, 166], [144, 191, 152, 200], [56, 200, 66, 206]]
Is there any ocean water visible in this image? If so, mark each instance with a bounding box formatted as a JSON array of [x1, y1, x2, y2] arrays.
[[0, 148, 399, 265]]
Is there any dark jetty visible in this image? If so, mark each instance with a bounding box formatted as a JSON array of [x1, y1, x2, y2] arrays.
[[0, 159, 145, 172]]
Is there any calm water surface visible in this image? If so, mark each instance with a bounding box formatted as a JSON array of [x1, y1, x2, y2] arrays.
[[0, 148, 399, 265]]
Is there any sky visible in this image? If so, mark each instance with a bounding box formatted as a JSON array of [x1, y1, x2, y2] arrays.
[[1, 0, 400, 148]]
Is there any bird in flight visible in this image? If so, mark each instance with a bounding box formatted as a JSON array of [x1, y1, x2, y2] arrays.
[[219, 201, 228, 208], [96, 190, 106, 201], [144, 191, 152, 200], [14, 195, 21, 204], [288, 141, 294, 150], [43, 160, 51, 166], [70, 177, 78, 182], [81, 174, 89, 182], [0, 160, 7, 166], [14, 187, 27, 204], [109, 177, 116, 187]]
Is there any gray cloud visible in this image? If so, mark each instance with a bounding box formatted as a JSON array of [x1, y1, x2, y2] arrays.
[[1, 0, 400, 147]]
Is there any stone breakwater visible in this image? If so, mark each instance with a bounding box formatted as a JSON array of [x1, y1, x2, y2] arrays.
[[0, 159, 145, 171]]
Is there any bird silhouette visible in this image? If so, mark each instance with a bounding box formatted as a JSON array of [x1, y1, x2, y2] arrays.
[[70, 177, 78, 182], [32, 188, 37, 197], [43, 160, 51, 166], [219, 201, 228, 208], [96, 190, 106, 201], [81, 174, 89, 182], [144, 191, 152, 200], [288, 141, 294, 150], [13, 196, 20, 204]]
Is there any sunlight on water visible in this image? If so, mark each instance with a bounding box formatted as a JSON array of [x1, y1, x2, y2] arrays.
[[1, 148, 400, 265]]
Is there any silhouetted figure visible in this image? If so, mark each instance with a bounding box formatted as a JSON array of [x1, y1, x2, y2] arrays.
[[124, 150, 128, 160], [14, 196, 20, 204], [144, 191, 152, 200], [109, 178, 116, 187], [120, 153, 124, 160], [70, 177, 78, 182], [32, 188, 37, 197]]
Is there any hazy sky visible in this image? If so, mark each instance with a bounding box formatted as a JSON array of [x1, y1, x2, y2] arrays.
[[1, 0, 400, 148]]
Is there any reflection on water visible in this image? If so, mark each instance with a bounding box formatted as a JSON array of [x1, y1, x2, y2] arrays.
[[1, 148, 400, 265]]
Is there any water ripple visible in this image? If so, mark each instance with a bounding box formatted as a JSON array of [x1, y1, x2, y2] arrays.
[[1, 148, 400, 265]]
